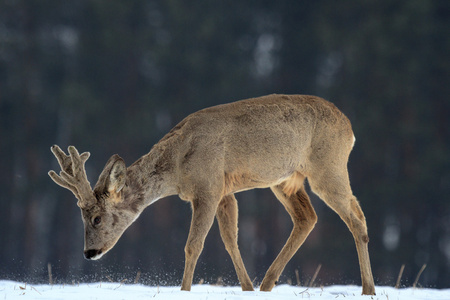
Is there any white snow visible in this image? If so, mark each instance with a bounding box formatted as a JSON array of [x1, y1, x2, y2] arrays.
[[1, 281, 449, 300]]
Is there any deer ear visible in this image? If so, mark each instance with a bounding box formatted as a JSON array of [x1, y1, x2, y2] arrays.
[[94, 154, 127, 195], [108, 158, 126, 193]]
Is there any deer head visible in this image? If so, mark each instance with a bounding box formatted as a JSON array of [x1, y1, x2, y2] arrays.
[[48, 145, 136, 260]]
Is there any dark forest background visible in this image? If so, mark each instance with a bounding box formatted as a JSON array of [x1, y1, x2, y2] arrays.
[[1, 0, 449, 289]]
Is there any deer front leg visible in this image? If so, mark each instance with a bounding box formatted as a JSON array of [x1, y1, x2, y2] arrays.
[[181, 196, 218, 291], [216, 194, 254, 291]]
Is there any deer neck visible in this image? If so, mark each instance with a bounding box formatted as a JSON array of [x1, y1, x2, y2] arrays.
[[122, 145, 176, 211]]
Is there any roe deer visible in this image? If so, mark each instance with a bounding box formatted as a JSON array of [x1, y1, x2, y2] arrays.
[[49, 94, 375, 295]]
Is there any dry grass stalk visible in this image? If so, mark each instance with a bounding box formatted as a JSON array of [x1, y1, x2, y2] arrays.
[[47, 263, 53, 285], [295, 269, 301, 286], [31, 286, 42, 295], [114, 279, 128, 290], [308, 264, 322, 287], [413, 264, 427, 288], [395, 264, 405, 288], [216, 276, 224, 286], [134, 270, 141, 284]]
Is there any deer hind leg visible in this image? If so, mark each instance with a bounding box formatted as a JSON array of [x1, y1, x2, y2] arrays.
[[216, 194, 254, 291], [308, 169, 375, 295], [259, 177, 318, 291], [181, 195, 219, 291]]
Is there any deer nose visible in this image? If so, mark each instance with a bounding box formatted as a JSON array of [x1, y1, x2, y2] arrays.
[[84, 249, 101, 260]]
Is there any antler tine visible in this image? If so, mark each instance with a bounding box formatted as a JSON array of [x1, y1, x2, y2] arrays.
[[50, 145, 91, 175], [48, 169, 81, 199], [49, 145, 81, 199], [67, 146, 91, 181], [50, 145, 73, 175], [49, 145, 94, 208]]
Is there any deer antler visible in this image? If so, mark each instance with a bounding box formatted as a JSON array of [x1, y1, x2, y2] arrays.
[[48, 145, 96, 209]]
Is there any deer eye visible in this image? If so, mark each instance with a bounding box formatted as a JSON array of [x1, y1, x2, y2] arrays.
[[93, 216, 102, 226]]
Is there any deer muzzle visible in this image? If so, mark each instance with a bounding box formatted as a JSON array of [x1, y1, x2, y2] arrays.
[[84, 249, 103, 260]]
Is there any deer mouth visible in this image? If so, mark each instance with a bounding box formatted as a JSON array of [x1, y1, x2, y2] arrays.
[[84, 237, 120, 260], [84, 248, 105, 260]]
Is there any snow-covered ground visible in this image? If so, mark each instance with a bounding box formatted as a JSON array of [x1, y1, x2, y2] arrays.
[[1, 281, 449, 300]]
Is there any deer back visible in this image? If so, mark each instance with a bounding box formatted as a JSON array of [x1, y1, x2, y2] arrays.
[[156, 94, 354, 200]]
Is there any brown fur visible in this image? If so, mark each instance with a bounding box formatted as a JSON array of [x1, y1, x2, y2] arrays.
[[49, 94, 375, 295], [281, 172, 304, 197]]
